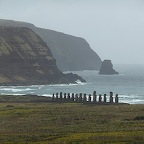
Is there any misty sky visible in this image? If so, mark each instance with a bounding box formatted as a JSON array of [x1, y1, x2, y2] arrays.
[[0, 0, 144, 64]]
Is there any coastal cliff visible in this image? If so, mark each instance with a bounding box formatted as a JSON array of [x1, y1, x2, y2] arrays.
[[0, 27, 85, 85], [37, 28, 102, 71], [0, 19, 102, 71]]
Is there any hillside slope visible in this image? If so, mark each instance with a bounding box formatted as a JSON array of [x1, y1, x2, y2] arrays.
[[37, 28, 102, 71], [0, 27, 85, 85], [0, 19, 102, 71]]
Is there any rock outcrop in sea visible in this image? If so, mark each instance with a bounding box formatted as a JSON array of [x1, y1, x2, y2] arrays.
[[0, 27, 86, 85], [0, 19, 102, 71], [99, 60, 119, 75]]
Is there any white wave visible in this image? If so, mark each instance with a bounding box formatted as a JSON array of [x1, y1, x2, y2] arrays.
[[48, 84, 71, 87], [119, 94, 144, 104], [37, 85, 45, 89], [41, 94, 52, 97], [0, 93, 26, 96], [75, 80, 86, 85], [0, 88, 15, 91], [0, 87, 36, 92], [119, 95, 131, 98], [122, 99, 144, 104], [30, 92, 35, 94], [30, 85, 43, 87], [47, 82, 87, 87]]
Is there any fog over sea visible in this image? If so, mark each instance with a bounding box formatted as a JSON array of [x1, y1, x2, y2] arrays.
[[0, 64, 144, 104]]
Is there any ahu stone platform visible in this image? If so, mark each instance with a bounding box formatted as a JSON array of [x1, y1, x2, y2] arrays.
[[51, 91, 127, 105]]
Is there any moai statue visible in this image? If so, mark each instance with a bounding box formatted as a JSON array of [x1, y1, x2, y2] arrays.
[[52, 93, 55, 101], [93, 91, 97, 103], [104, 94, 107, 103], [83, 94, 87, 102], [67, 93, 70, 101], [60, 92, 63, 101], [110, 92, 113, 103], [79, 93, 83, 102], [88, 94, 91, 102], [115, 94, 119, 103], [75, 94, 79, 102], [64, 93, 67, 101], [99, 94, 102, 102], [71, 93, 75, 102], [56, 93, 59, 101]]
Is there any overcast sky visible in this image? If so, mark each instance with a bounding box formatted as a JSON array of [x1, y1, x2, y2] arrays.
[[0, 0, 144, 64]]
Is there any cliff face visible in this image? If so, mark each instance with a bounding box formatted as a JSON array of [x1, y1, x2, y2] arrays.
[[37, 28, 102, 71], [99, 60, 119, 75], [0, 27, 85, 85], [0, 19, 102, 71]]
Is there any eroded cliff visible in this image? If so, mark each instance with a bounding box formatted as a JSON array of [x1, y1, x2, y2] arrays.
[[0, 27, 85, 85], [0, 19, 102, 71]]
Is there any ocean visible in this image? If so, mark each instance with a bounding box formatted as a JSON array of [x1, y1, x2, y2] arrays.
[[0, 64, 144, 104]]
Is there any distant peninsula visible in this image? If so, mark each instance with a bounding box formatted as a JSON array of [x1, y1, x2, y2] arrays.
[[99, 60, 119, 75], [0, 19, 102, 71]]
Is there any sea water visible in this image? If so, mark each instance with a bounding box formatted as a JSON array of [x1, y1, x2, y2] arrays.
[[0, 64, 144, 104]]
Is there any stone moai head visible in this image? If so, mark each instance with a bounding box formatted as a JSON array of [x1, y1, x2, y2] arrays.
[[60, 92, 62, 97], [88, 94, 91, 102], [79, 93, 82, 102], [64, 93, 67, 99], [75, 94, 79, 101], [110, 92, 113, 103], [71, 93, 75, 101], [110, 92, 113, 96], [93, 91, 96, 96], [60, 92, 63, 100], [52, 93, 55, 100], [99, 94, 102, 102], [83, 94, 87, 102], [104, 94, 107, 102], [56, 93, 59, 101], [115, 94, 119, 103], [67, 93, 70, 101]]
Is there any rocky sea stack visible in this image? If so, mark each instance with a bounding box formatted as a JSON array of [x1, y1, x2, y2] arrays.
[[99, 60, 119, 75], [0, 27, 86, 85]]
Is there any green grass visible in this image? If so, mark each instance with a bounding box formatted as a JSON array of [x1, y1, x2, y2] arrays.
[[0, 95, 144, 143]]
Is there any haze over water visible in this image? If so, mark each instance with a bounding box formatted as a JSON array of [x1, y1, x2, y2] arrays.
[[0, 64, 144, 104]]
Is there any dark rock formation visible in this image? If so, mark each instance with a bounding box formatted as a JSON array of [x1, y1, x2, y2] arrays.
[[0, 27, 85, 85], [0, 19, 102, 71], [99, 60, 119, 75], [63, 73, 86, 83]]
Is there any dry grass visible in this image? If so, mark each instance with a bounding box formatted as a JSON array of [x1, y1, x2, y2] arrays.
[[0, 95, 144, 143]]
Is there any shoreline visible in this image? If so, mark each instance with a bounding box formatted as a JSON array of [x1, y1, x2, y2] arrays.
[[0, 94, 132, 105], [0, 93, 144, 105]]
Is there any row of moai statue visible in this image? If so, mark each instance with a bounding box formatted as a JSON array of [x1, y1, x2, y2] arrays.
[[52, 91, 119, 103]]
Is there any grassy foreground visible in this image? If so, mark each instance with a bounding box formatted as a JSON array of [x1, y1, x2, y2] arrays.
[[0, 95, 144, 144]]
